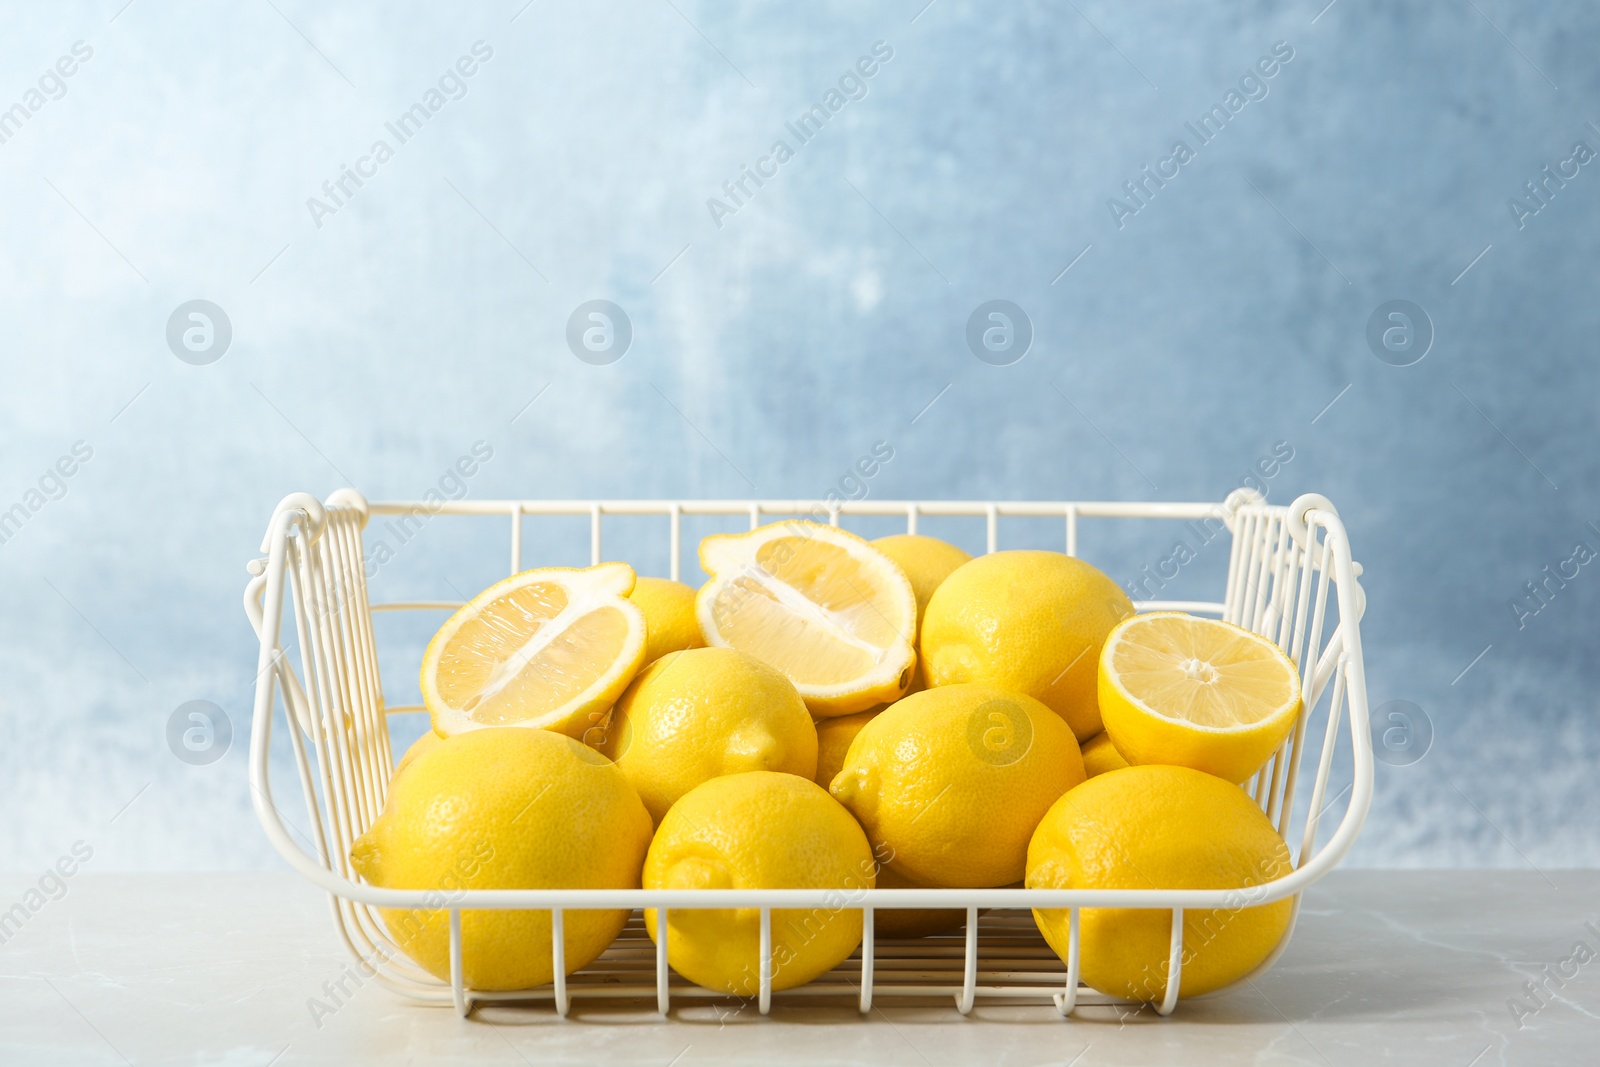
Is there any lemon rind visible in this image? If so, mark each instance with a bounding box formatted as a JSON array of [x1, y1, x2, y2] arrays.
[[1100, 612, 1302, 736]]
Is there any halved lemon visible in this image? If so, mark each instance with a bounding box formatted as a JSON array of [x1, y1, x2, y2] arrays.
[[696, 521, 916, 716], [420, 563, 647, 739], [1099, 612, 1302, 784]]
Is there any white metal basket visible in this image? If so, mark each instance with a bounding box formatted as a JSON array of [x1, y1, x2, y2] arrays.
[[244, 489, 1372, 1019]]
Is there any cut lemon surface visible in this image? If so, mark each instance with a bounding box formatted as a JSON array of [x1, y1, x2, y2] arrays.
[[696, 521, 917, 716], [1099, 612, 1302, 784], [420, 562, 647, 739]]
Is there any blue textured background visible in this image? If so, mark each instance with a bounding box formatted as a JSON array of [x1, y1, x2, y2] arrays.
[[1, 0, 1595, 871]]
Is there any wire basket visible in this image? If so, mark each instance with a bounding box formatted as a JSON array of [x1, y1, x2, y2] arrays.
[[244, 489, 1371, 1019]]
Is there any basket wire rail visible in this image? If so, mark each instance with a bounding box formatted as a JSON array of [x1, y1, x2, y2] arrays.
[[245, 489, 1371, 1019]]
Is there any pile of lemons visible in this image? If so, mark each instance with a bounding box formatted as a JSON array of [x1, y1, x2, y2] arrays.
[[351, 521, 1304, 1004]]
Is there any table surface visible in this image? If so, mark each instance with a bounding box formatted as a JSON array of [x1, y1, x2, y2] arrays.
[[0, 870, 1593, 1066]]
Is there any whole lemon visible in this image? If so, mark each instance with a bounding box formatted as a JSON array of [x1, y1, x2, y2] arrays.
[[597, 647, 817, 824], [391, 727, 442, 780], [1079, 732, 1129, 778], [813, 708, 879, 789], [350, 728, 652, 991], [872, 534, 973, 690], [1027, 765, 1294, 1001], [874, 861, 968, 939], [629, 576, 706, 665], [644, 771, 874, 994], [830, 684, 1085, 888], [920, 550, 1133, 741], [871, 534, 973, 631]]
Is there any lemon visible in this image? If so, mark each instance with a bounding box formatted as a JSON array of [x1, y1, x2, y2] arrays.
[[596, 647, 817, 824], [812, 708, 879, 789], [1100, 612, 1302, 784], [629, 576, 706, 665], [698, 521, 917, 716], [874, 862, 967, 939], [921, 550, 1133, 741], [1079, 732, 1129, 778], [350, 728, 652, 991], [872, 533, 972, 690], [420, 563, 647, 739], [830, 684, 1084, 888], [644, 771, 874, 994], [871, 534, 972, 629], [392, 728, 442, 779], [1027, 765, 1293, 1001]]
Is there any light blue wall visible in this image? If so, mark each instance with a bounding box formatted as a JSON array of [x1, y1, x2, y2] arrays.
[[1, 1, 1594, 870]]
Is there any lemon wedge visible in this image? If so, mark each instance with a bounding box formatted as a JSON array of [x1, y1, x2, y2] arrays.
[[420, 563, 647, 738], [696, 521, 916, 716]]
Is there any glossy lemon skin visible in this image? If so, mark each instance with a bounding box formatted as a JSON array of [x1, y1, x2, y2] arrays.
[[644, 771, 874, 994], [596, 647, 817, 825], [1027, 765, 1294, 1001], [629, 576, 706, 665], [351, 728, 652, 991], [921, 550, 1133, 741], [830, 684, 1085, 888]]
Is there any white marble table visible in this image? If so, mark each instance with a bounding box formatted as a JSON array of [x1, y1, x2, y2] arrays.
[[0, 870, 1592, 1065]]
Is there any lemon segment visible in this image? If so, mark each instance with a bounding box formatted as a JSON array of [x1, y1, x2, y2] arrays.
[[1099, 612, 1302, 784], [697, 522, 917, 716], [420, 562, 647, 739]]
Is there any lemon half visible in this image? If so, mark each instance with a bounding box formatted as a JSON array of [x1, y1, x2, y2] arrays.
[[420, 563, 647, 739], [697, 521, 917, 716], [1099, 612, 1302, 784]]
